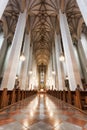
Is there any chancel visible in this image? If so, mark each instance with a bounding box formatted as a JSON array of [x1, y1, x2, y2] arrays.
[[0, 0, 87, 129]]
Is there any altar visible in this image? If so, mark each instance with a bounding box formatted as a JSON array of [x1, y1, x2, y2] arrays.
[[38, 88, 46, 94]]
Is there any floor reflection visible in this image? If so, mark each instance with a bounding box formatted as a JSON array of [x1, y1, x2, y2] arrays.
[[0, 94, 87, 130]]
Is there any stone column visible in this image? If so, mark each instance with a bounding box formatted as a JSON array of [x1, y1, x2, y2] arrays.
[[0, 38, 8, 75], [78, 39, 87, 70], [1, 9, 27, 90], [33, 60, 38, 89], [0, 0, 9, 19], [52, 43, 56, 89], [29, 56, 37, 90], [28, 44, 33, 90], [52, 43, 56, 73], [81, 33, 87, 60], [31, 58, 37, 90], [53, 45, 59, 90], [48, 57, 53, 90], [76, 0, 87, 26], [55, 33, 64, 90], [51, 53, 56, 89], [20, 33, 30, 90], [29, 44, 33, 72], [59, 10, 83, 90], [55, 66, 59, 90], [46, 65, 49, 89], [77, 39, 87, 83]]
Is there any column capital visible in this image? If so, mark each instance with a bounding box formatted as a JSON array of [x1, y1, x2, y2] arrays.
[[59, 9, 65, 14]]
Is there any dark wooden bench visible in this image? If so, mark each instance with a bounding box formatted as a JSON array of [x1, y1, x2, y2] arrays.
[[75, 90, 87, 110], [0, 89, 37, 109]]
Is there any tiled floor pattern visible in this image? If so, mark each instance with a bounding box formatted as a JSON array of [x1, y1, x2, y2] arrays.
[[0, 94, 87, 130]]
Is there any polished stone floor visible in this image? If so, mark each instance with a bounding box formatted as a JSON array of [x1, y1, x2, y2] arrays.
[[0, 94, 87, 130]]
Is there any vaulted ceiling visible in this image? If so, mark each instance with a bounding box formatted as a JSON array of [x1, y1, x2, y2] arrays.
[[0, 0, 87, 66]]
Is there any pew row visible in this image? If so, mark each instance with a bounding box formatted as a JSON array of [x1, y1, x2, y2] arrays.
[[47, 90, 87, 111], [0, 88, 37, 109]]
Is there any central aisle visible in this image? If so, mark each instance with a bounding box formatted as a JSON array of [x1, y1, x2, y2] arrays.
[[0, 94, 87, 130]]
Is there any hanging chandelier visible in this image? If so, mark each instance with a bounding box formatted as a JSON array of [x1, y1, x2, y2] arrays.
[[59, 53, 65, 61], [20, 53, 26, 61]]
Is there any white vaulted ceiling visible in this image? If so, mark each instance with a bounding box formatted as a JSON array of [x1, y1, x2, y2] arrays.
[[1, 0, 87, 66]]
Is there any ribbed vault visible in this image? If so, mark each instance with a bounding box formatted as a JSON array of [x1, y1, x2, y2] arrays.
[[1, 0, 87, 67]]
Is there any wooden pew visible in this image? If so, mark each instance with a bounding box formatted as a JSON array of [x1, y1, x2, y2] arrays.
[[0, 89, 16, 108], [11, 89, 16, 104], [20, 90, 25, 100], [15, 88, 21, 102], [75, 90, 87, 110], [0, 88, 8, 108], [66, 90, 75, 105], [63, 90, 68, 102], [0, 89, 37, 110]]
